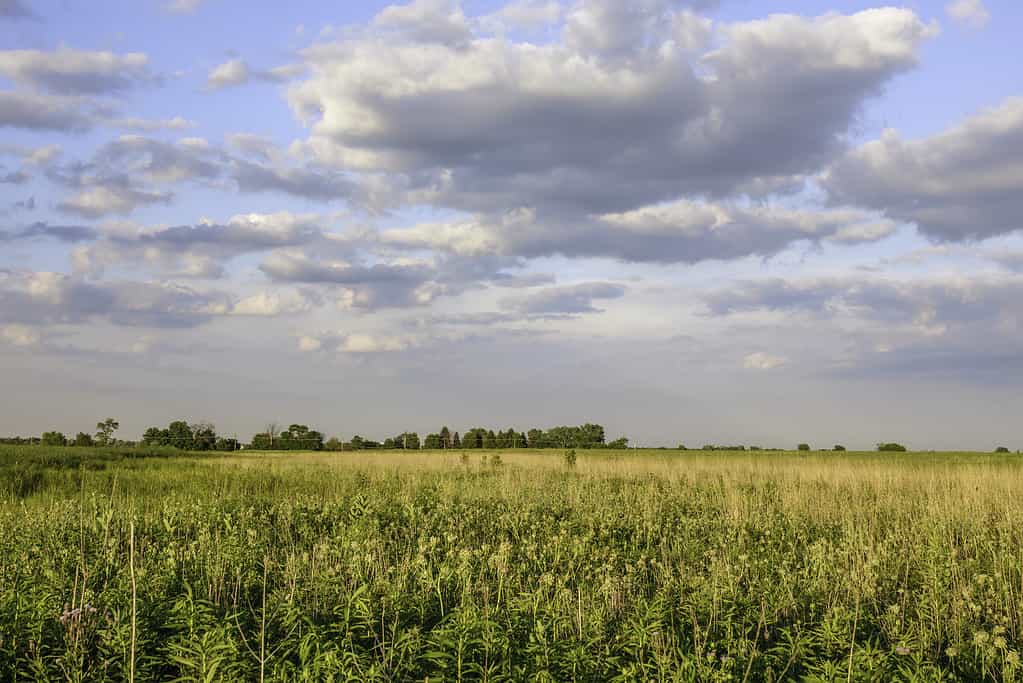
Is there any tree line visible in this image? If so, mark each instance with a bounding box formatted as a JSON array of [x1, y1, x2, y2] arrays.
[[251, 423, 627, 451], [10, 422, 1018, 454], [13, 420, 628, 452]]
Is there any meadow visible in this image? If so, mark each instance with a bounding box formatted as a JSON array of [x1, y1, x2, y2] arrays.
[[1, 446, 1021, 681]]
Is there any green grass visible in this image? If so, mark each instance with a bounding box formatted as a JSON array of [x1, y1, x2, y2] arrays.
[[1, 445, 1022, 681]]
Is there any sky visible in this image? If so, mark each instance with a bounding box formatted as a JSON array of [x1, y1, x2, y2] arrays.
[[1, 0, 1022, 449]]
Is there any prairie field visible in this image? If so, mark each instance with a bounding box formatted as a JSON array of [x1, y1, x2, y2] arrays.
[[1, 446, 1022, 681]]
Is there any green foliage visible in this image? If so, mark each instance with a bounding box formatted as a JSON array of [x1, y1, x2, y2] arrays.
[[563, 449, 577, 467], [877, 442, 908, 452], [996, 446, 1011, 453], [2, 445, 1022, 680], [834, 444, 847, 451], [797, 443, 811, 451], [40, 431, 67, 447], [94, 418, 119, 446], [72, 432, 95, 447]]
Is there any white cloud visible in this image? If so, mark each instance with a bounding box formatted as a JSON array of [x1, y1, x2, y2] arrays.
[[112, 116, 196, 132], [59, 185, 172, 218], [299, 330, 413, 353], [207, 58, 305, 90], [946, 0, 990, 28], [1, 324, 41, 347], [374, 0, 471, 46], [231, 291, 314, 316], [823, 97, 1023, 241], [480, 0, 561, 32], [207, 58, 249, 89], [0, 47, 153, 95], [743, 352, 788, 370]]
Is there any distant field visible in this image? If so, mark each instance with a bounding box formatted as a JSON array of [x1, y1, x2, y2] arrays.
[[2, 446, 1022, 681]]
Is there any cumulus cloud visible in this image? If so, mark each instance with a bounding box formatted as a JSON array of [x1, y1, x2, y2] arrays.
[[823, 98, 1023, 242], [259, 251, 442, 309], [231, 290, 318, 316], [701, 273, 1023, 380], [1, 143, 63, 169], [298, 330, 413, 353], [207, 58, 304, 90], [229, 157, 353, 200], [0, 222, 97, 243], [374, 0, 471, 46], [70, 212, 323, 278], [381, 202, 896, 265], [48, 134, 351, 214], [0, 48, 154, 95], [112, 116, 196, 132], [946, 0, 990, 28], [59, 184, 172, 218], [0, 270, 233, 328], [564, 0, 714, 58], [500, 281, 626, 314], [289, 6, 932, 223], [207, 58, 249, 89], [0, 90, 105, 132], [704, 275, 1023, 334], [479, 0, 561, 32]]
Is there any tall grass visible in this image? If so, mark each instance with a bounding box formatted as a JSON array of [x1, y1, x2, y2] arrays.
[[1, 445, 1021, 680]]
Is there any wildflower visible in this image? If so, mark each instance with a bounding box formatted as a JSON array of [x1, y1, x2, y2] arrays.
[[1007, 651, 1020, 667]]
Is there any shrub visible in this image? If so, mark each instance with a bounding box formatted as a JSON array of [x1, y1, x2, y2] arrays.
[[5, 464, 45, 499], [995, 446, 1011, 453], [833, 445, 846, 451], [563, 449, 577, 468], [797, 443, 811, 451], [877, 443, 908, 452]]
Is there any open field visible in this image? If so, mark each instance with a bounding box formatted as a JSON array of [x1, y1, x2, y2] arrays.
[[2, 446, 1022, 681]]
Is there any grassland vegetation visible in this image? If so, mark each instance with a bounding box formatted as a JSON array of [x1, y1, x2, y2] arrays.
[[1, 446, 1022, 680]]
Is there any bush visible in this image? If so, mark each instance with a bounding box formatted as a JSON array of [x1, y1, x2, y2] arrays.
[[797, 443, 810, 451], [877, 443, 908, 452], [4, 464, 46, 499], [833, 445, 846, 451], [995, 446, 1011, 453], [563, 449, 577, 468]]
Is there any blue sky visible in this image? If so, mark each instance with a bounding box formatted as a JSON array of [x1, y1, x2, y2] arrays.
[[2, 0, 1022, 448]]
